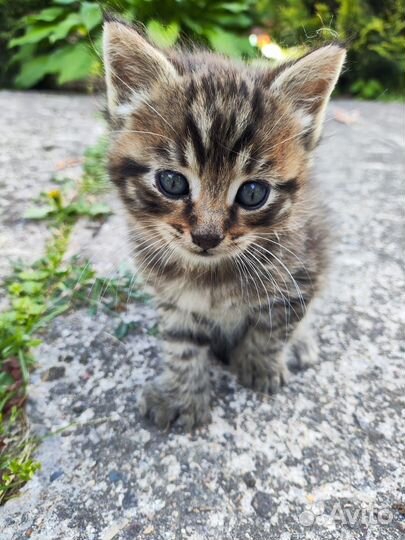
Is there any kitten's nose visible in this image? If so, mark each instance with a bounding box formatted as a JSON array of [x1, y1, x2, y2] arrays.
[[191, 232, 224, 251]]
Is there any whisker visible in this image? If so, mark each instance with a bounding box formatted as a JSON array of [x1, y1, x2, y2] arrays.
[[253, 233, 313, 285], [109, 129, 176, 144], [244, 246, 290, 340], [248, 241, 307, 318], [235, 252, 266, 331]]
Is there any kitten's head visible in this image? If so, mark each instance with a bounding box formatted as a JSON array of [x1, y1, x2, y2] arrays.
[[104, 17, 345, 270]]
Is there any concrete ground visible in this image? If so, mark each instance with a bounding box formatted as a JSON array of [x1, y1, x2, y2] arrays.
[[0, 92, 404, 540]]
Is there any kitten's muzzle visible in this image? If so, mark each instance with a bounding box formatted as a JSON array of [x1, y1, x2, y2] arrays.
[[191, 232, 224, 251]]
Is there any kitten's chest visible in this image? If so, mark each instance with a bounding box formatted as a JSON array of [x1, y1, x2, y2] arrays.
[[157, 282, 246, 324]]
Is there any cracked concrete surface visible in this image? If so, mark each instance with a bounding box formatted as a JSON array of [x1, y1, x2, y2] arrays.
[[0, 91, 105, 279], [0, 92, 404, 539]]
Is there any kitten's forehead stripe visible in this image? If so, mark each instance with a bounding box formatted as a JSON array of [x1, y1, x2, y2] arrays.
[[243, 148, 263, 176], [175, 138, 188, 168], [182, 75, 266, 178], [154, 142, 171, 161], [185, 113, 206, 173], [208, 110, 237, 175]]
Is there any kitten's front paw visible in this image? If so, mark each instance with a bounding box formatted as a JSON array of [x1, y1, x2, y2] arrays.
[[233, 355, 289, 395], [288, 334, 319, 373], [139, 379, 211, 431]]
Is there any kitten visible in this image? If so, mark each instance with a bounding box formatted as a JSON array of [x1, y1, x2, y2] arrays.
[[103, 16, 346, 430]]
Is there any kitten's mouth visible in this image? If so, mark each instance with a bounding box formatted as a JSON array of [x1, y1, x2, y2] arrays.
[[178, 244, 225, 264]]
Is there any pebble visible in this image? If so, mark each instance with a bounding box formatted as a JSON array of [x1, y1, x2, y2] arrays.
[[41, 366, 65, 381], [49, 470, 64, 482], [242, 472, 256, 488], [251, 492, 273, 518]]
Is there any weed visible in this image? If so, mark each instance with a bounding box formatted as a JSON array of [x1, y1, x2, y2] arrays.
[[0, 137, 146, 504]]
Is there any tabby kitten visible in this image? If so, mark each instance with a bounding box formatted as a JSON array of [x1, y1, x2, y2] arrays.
[[103, 16, 346, 430]]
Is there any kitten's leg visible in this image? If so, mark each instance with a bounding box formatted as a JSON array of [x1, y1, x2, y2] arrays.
[[287, 317, 319, 373], [232, 302, 308, 394], [139, 305, 212, 430]]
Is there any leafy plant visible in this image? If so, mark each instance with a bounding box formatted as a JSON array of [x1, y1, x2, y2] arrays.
[[0, 136, 147, 504], [0, 0, 50, 86], [24, 189, 111, 222], [0, 232, 146, 502], [257, 0, 405, 98], [3, 0, 405, 97], [7, 0, 259, 89], [25, 136, 111, 223], [0, 406, 41, 504]]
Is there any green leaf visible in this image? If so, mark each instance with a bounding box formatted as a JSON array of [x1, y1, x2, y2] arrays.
[[219, 2, 249, 13], [8, 43, 37, 66], [205, 28, 251, 57], [27, 339, 42, 348], [49, 13, 82, 43], [18, 351, 30, 383], [0, 372, 14, 392], [53, 43, 95, 84], [9, 25, 57, 47], [80, 2, 103, 32], [20, 281, 43, 295], [63, 200, 86, 215], [86, 203, 111, 217], [18, 270, 49, 281], [13, 55, 50, 88], [26, 7, 65, 23], [147, 20, 180, 48], [12, 298, 45, 316], [182, 16, 204, 34], [24, 206, 54, 219], [214, 14, 252, 28]]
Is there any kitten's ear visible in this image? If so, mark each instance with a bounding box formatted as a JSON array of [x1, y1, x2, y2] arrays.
[[271, 45, 346, 149], [103, 16, 177, 115]]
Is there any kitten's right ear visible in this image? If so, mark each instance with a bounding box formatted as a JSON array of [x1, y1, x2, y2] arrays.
[[103, 16, 177, 115], [269, 44, 346, 149]]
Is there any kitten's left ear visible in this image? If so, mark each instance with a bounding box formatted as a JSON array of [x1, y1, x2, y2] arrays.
[[271, 44, 346, 149], [103, 16, 177, 116]]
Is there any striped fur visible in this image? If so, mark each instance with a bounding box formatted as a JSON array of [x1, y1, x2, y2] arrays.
[[103, 18, 346, 430]]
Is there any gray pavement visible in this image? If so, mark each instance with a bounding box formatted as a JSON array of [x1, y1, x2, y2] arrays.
[[0, 91, 105, 279], [0, 93, 404, 539]]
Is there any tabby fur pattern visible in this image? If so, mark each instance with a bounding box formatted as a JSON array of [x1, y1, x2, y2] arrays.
[[103, 15, 346, 430]]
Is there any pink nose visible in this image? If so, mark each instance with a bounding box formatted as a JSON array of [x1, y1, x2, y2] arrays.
[[191, 233, 224, 251]]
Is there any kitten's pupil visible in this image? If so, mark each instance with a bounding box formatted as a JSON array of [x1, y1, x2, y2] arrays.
[[236, 181, 269, 209]]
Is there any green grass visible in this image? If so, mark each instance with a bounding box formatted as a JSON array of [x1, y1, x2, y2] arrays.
[[24, 137, 111, 223], [0, 136, 146, 504]]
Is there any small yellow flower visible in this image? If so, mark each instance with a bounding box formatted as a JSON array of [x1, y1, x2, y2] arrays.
[[48, 189, 61, 199], [48, 189, 63, 208]]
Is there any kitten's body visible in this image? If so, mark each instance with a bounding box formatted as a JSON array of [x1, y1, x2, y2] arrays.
[[103, 17, 345, 429]]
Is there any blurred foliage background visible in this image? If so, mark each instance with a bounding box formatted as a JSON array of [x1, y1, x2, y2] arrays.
[[0, 0, 404, 99]]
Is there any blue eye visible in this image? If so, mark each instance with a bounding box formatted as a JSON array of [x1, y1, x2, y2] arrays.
[[157, 170, 189, 198], [236, 181, 269, 209]]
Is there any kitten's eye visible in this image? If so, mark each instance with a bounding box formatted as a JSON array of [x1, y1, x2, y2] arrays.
[[235, 181, 269, 209], [157, 170, 189, 198]]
